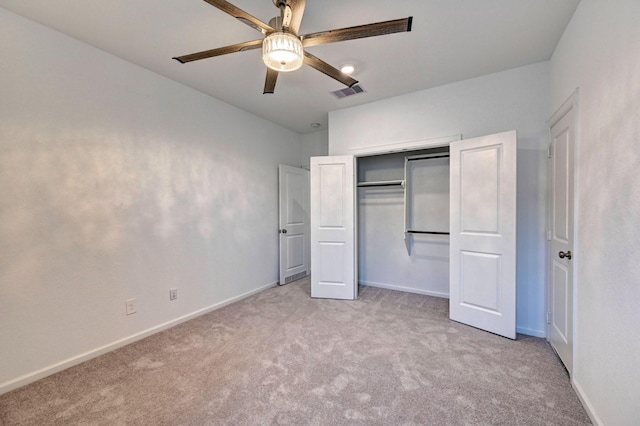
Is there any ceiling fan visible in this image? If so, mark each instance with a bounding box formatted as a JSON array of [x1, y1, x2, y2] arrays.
[[173, 0, 413, 94]]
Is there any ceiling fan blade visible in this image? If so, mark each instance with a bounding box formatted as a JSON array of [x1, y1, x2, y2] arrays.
[[173, 39, 263, 63], [303, 52, 358, 88], [301, 17, 412, 48], [203, 0, 275, 34], [286, 0, 306, 35], [263, 68, 279, 94]]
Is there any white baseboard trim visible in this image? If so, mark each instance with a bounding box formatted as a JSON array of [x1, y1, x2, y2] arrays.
[[572, 378, 603, 426], [516, 326, 546, 338], [0, 281, 277, 396], [360, 280, 449, 299]]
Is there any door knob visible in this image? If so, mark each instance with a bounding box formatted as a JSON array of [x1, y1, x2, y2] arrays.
[[558, 250, 572, 260], [280, 229, 288, 234]]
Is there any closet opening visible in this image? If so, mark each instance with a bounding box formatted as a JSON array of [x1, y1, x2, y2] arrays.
[[356, 145, 451, 299]]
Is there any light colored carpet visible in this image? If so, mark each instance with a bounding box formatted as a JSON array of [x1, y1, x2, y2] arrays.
[[0, 277, 590, 425]]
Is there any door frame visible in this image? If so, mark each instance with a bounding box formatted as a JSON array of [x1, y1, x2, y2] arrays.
[[347, 134, 462, 157], [546, 88, 579, 375], [349, 134, 462, 298]]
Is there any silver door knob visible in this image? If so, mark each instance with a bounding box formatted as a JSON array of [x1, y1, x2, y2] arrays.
[[558, 250, 572, 260]]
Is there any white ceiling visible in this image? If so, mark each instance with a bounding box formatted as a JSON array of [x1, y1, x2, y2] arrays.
[[0, 0, 580, 134]]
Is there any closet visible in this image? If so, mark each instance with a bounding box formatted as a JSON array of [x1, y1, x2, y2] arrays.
[[357, 146, 451, 299], [310, 130, 518, 338]]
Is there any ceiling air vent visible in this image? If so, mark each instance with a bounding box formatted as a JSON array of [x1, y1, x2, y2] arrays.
[[331, 85, 366, 99]]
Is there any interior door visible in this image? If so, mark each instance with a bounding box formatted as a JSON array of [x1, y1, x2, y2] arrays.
[[548, 103, 575, 374], [278, 164, 310, 285], [310, 155, 357, 299], [449, 130, 517, 339]]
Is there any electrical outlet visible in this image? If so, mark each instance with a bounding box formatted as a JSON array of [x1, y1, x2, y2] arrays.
[[125, 298, 137, 315], [169, 288, 177, 301]]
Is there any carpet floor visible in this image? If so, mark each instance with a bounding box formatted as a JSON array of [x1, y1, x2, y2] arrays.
[[0, 278, 590, 425]]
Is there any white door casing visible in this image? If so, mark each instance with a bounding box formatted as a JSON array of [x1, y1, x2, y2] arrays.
[[449, 130, 518, 339], [278, 165, 309, 285], [548, 95, 576, 374], [310, 156, 357, 300]]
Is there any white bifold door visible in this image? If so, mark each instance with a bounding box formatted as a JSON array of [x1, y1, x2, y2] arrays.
[[310, 156, 356, 300], [310, 131, 517, 339], [449, 131, 518, 339]]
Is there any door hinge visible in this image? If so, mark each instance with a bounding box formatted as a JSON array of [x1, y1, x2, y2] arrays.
[[547, 229, 552, 241], [547, 145, 552, 159], [546, 311, 552, 324]]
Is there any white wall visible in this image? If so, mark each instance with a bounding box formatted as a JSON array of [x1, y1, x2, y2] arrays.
[[550, 1, 640, 424], [329, 62, 550, 337], [300, 130, 328, 169], [0, 8, 303, 393]]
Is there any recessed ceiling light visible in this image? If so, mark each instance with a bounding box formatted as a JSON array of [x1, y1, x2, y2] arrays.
[[341, 65, 355, 75], [310, 123, 321, 128]]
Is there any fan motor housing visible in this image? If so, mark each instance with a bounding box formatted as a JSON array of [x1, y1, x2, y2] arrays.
[[268, 16, 283, 31]]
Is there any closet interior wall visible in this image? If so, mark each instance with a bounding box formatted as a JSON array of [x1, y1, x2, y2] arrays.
[[357, 147, 450, 298]]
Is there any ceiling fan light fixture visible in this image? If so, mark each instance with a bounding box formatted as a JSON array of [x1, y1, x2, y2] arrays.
[[263, 32, 304, 72]]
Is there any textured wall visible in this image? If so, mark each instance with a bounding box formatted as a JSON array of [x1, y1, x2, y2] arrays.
[[301, 130, 329, 170], [0, 9, 302, 392], [329, 63, 550, 337], [550, 1, 640, 424]]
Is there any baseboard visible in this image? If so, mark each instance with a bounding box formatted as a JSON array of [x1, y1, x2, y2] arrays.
[[360, 280, 449, 299], [516, 326, 546, 338], [572, 378, 603, 426], [0, 281, 277, 396]]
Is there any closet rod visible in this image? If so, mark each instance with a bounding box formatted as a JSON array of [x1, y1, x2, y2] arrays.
[[357, 180, 405, 188], [406, 230, 450, 235], [406, 154, 450, 162]]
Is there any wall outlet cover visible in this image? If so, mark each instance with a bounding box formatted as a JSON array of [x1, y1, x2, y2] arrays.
[[125, 298, 137, 315]]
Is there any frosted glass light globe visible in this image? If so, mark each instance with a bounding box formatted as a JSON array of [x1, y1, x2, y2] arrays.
[[263, 32, 304, 72]]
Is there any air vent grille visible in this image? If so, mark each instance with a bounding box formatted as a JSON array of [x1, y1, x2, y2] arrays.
[[331, 84, 366, 99], [282, 271, 307, 285]]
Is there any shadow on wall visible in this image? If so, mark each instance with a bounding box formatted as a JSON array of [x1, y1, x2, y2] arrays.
[[0, 137, 261, 293]]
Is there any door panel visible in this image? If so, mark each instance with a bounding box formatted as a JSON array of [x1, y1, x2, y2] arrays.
[[310, 156, 356, 299], [552, 261, 569, 342], [286, 234, 304, 269], [549, 102, 575, 374], [460, 147, 501, 233], [318, 242, 346, 283], [319, 164, 347, 226], [553, 130, 570, 243], [460, 251, 500, 312], [278, 165, 309, 285], [450, 131, 517, 339]]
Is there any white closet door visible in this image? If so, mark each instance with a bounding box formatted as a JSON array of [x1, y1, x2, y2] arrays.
[[310, 155, 357, 300], [449, 131, 517, 339]]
